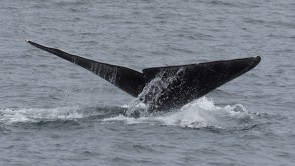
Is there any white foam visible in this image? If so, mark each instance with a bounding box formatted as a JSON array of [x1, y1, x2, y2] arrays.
[[0, 97, 252, 129], [0, 106, 83, 123], [104, 97, 252, 129]]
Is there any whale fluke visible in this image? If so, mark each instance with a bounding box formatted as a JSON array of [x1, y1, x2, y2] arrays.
[[27, 40, 146, 97], [27, 40, 261, 111]]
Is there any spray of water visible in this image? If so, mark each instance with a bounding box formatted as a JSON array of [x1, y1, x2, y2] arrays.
[[125, 67, 186, 116]]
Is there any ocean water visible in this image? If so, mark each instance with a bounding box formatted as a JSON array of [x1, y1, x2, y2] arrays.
[[1, 0, 295, 165]]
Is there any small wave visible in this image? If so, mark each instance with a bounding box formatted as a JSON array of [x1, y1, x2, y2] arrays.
[[0, 124, 10, 134], [103, 97, 255, 130]]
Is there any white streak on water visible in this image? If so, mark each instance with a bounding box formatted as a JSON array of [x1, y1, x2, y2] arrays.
[[0, 106, 83, 123]]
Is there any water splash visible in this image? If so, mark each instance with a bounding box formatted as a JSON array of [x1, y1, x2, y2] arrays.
[[120, 66, 254, 130], [105, 97, 254, 129], [126, 67, 185, 116], [0, 97, 254, 130]]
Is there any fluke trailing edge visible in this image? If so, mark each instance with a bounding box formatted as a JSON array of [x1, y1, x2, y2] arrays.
[[27, 40, 261, 111]]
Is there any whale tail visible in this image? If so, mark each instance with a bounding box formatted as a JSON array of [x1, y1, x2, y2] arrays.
[[27, 40, 260, 111]]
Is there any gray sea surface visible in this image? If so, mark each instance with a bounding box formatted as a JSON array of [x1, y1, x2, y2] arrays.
[[1, 0, 295, 165]]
